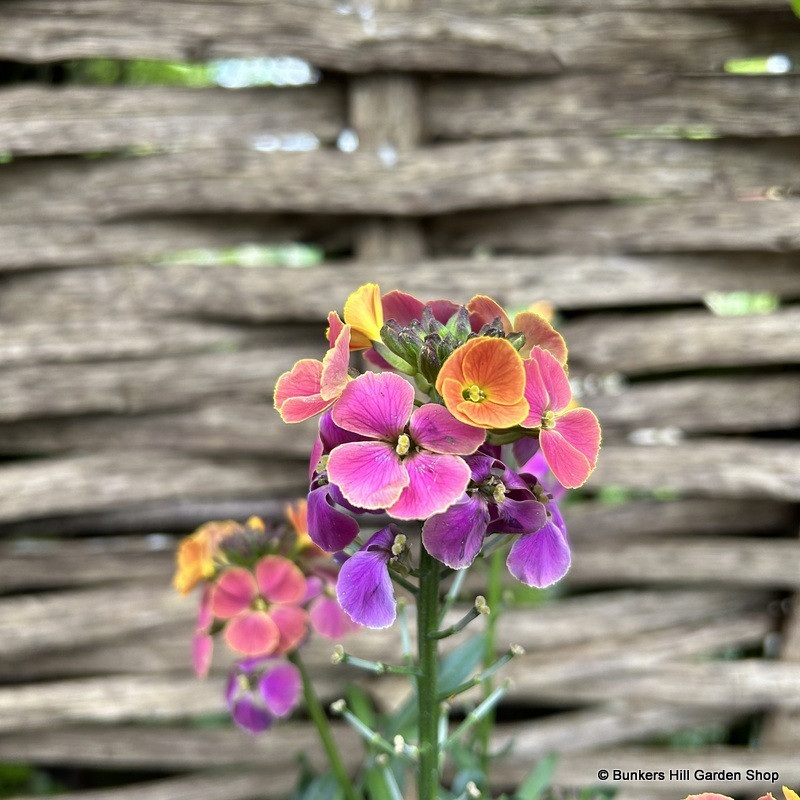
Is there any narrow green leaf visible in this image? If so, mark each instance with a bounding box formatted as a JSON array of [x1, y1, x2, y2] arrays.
[[514, 753, 558, 800], [439, 634, 487, 697]]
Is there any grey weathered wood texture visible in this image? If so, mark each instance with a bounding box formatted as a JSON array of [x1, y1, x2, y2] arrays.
[[2, 0, 800, 797]]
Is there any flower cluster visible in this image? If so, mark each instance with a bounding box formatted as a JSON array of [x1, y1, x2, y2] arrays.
[[274, 284, 601, 628], [173, 503, 357, 733]]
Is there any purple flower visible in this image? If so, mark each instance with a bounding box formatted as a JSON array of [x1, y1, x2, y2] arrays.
[[304, 570, 360, 639], [225, 657, 301, 735], [336, 525, 401, 629], [327, 372, 485, 520]]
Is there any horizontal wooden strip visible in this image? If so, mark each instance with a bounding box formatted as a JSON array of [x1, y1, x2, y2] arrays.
[[427, 74, 800, 139], [2, 4, 796, 75], [0, 218, 349, 271], [0, 137, 794, 222], [571, 537, 800, 587], [0, 84, 344, 156], [431, 199, 800, 254], [0, 349, 309, 421], [3, 254, 800, 321], [592, 440, 800, 501], [561, 307, 800, 373], [0, 451, 306, 524], [447, 0, 789, 12], [590, 375, 800, 434]]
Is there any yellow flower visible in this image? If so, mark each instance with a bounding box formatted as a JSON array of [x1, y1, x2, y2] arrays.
[[343, 283, 383, 349], [172, 521, 237, 595]]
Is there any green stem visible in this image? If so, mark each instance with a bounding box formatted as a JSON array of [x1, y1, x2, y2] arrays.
[[289, 651, 359, 800], [477, 545, 505, 770], [417, 541, 442, 800]]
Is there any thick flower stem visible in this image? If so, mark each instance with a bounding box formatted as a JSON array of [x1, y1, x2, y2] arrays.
[[417, 542, 442, 800], [288, 651, 359, 800]]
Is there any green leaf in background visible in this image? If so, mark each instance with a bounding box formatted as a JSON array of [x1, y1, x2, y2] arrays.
[[438, 634, 487, 697], [514, 752, 557, 800], [792, 0, 800, 18]]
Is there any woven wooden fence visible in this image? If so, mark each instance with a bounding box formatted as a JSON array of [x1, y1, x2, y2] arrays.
[[1, 1, 800, 798]]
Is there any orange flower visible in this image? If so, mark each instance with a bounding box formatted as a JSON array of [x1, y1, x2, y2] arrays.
[[173, 520, 238, 595], [285, 499, 322, 554], [435, 337, 528, 429], [342, 283, 383, 350]]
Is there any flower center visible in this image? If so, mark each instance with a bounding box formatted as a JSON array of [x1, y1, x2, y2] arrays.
[[253, 597, 268, 612], [464, 384, 487, 403], [541, 410, 556, 430], [492, 483, 506, 504], [395, 433, 411, 456]]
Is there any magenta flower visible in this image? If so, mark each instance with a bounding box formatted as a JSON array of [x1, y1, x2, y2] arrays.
[[522, 346, 601, 489], [327, 371, 485, 519], [304, 570, 360, 639], [210, 556, 308, 658], [422, 454, 547, 571], [336, 525, 400, 628], [225, 657, 302, 734]]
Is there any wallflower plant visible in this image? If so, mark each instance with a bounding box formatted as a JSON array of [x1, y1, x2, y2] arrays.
[[176, 284, 602, 799]]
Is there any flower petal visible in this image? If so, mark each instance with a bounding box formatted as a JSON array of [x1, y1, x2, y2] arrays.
[[255, 556, 307, 605], [307, 484, 360, 552], [336, 546, 396, 628], [259, 662, 302, 718], [327, 440, 409, 510], [513, 311, 567, 363], [467, 295, 512, 333], [530, 346, 572, 413], [522, 357, 549, 427], [210, 568, 258, 619], [274, 359, 330, 423], [409, 403, 486, 455], [269, 605, 309, 654], [344, 282, 383, 349], [332, 371, 414, 440], [224, 610, 280, 656], [381, 289, 425, 326], [231, 695, 273, 734], [309, 595, 359, 639], [320, 324, 351, 401], [193, 633, 213, 678], [386, 451, 471, 520], [490, 496, 547, 536], [540, 428, 593, 490], [327, 310, 344, 348], [506, 517, 570, 588], [460, 337, 526, 405], [556, 407, 601, 469], [422, 494, 489, 569], [456, 395, 529, 429]]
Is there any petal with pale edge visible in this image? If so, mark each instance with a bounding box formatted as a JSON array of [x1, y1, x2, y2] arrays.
[[259, 663, 302, 717], [530, 346, 572, 413], [557, 408, 601, 468], [336, 546, 396, 629], [210, 568, 257, 619], [307, 485, 360, 552], [456, 395, 529, 430], [682, 795, 736, 800], [540, 427, 593, 490], [274, 359, 329, 423], [309, 595, 359, 638], [490, 496, 547, 536], [327, 310, 344, 348], [320, 324, 351, 401], [255, 556, 307, 605], [224, 610, 280, 656], [387, 451, 471, 520], [409, 403, 486, 455], [513, 311, 567, 363], [332, 371, 414, 440], [466, 295, 512, 333], [507, 518, 570, 588], [460, 337, 526, 406], [422, 494, 489, 569], [344, 282, 383, 349], [269, 605, 308, 654], [327, 440, 409, 510]]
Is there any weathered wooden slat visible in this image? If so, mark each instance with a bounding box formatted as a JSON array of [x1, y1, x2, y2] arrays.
[[0, 348, 311, 421], [571, 537, 800, 587], [0, 218, 348, 271], [0, 451, 306, 524], [2, 3, 797, 75], [561, 307, 800, 373], [593, 440, 800, 501], [590, 375, 800, 434], [431, 199, 800, 254], [448, 0, 789, 11], [427, 74, 800, 139], [3, 254, 800, 319], [0, 137, 794, 222], [0, 84, 344, 156]]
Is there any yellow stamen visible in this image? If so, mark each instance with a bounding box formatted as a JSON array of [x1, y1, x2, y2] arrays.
[[541, 410, 556, 430], [395, 433, 411, 456], [492, 483, 506, 504], [465, 384, 486, 403], [253, 597, 268, 611]]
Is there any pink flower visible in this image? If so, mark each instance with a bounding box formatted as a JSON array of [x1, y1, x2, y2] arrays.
[[522, 346, 601, 489], [210, 555, 308, 658], [326, 371, 486, 519], [273, 316, 351, 423]]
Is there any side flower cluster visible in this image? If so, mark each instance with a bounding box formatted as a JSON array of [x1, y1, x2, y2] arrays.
[[172, 503, 357, 733], [274, 283, 601, 629]]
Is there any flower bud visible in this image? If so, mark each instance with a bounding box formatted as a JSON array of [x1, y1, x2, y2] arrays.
[[418, 339, 442, 384], [446, 306, 472, 344], [330, 698, 346, 714], [506, 331, 526, 351], [475, 595, 490, 615], [331, 644, 345, 664], [381, 320, 417, 363]]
